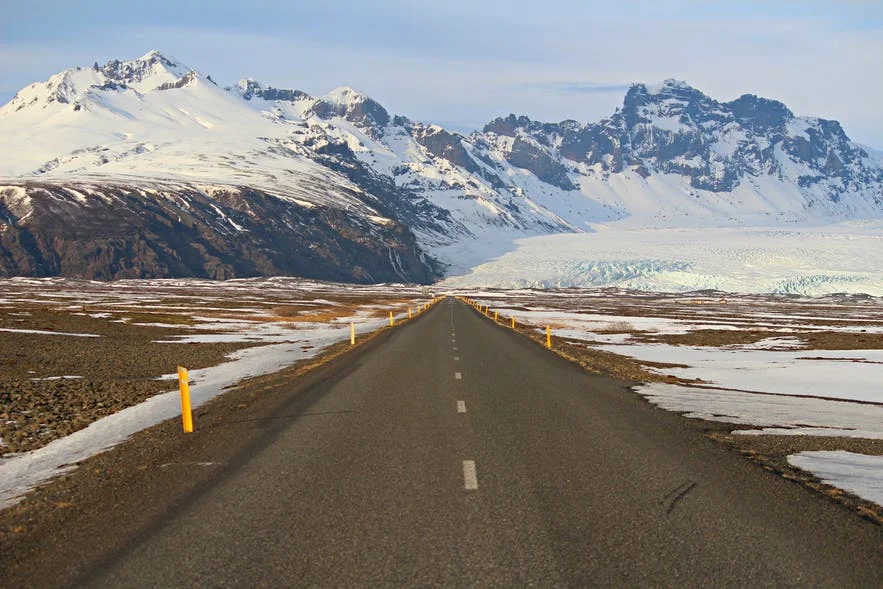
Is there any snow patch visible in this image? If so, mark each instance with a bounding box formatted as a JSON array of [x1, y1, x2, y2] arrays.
[[634, 383, 883, 439], [788, 451, 883, 507], [0, 327, 101, 337]]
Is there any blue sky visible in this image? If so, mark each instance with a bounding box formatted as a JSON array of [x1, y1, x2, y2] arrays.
[[2, 0, 882, 146]]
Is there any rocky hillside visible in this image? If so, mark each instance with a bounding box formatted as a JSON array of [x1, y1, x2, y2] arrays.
[[0, 183, 437, 282], [483, 80, 881, 201], [0, 52, 881, 281]]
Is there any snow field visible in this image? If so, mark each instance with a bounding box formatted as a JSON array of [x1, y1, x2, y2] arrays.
[[600, 345, 883, 404]]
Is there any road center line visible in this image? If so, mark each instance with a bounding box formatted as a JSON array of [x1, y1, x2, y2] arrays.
[[463, 460, 478, 490], [455, 372, 462, 380], [457, 400, 466, 413], [454, 356, 459, 361]]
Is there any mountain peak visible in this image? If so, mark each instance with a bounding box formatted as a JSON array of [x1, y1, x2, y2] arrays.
[[107, 50, 187, 73], [325, 86, 369, 106], [646, 79, 695, 95], [483, 113, 538, 137], [100, 51, 191, 91], [237, 77, 261, 89], [235, 78, 263, 99], [137, 50, 176, 64], [313, 86, 390, 128], [622, 80, 708, 113]]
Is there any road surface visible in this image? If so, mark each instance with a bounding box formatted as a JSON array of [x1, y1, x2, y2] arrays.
[[8, 299, 883, 587]]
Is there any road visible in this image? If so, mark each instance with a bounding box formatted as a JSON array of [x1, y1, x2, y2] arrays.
[[12, 299, 883, 587]]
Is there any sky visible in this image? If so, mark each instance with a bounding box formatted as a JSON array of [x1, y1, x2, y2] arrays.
[[1, 0, 882, 147]]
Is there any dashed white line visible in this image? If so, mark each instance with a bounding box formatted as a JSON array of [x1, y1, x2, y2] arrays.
[[455, 372, 462, 380], [457, 400, 466, 413], [454, 356, 459, 361], [453, 346, 458, 352], [463, 460, 478, 490]]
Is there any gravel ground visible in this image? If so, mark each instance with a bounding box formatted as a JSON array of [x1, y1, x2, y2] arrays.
[[0, 279, 429, 456], [0, 306, 258, 454], [705, 426, 883, 525]]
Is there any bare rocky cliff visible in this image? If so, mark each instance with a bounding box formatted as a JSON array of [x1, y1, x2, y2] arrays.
[[0, 183, 438, 283]]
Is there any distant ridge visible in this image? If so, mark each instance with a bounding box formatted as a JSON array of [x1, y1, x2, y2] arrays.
[[0, 51, 881, 284]]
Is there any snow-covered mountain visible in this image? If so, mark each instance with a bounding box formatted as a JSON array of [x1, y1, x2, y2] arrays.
[[1, 51, 881, 287]]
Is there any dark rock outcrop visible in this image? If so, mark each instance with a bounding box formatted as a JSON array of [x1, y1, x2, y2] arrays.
[[237, 79, 312, 103], [311, 94, 391, 128], [0, 184, 438, 283], [415, 127, 479, 174], [505, 138, 577, 191], [155, 71, 197, 91]]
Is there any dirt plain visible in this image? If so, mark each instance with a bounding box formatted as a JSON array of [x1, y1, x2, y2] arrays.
[[0, 278, 428, 455]]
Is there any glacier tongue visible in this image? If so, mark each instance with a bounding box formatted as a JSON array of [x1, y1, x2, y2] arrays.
[[439, 223, 883, 296]]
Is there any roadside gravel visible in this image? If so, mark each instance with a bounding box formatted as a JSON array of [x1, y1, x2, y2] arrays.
[[0, 306, 258, 454]]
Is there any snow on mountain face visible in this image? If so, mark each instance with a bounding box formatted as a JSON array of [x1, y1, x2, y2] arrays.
[[2, 51, 192, 115], [482, 79, 882, 215], [0, 52, 882, 292]]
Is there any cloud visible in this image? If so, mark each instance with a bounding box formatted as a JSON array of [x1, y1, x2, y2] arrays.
[[517, 82, 633, 95]]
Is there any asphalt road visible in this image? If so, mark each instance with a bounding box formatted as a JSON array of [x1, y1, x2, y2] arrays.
[[21, 299, 883, 586]]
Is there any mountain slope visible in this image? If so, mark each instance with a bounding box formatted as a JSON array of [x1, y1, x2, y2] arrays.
[[0, 52, 881, 286], [0, 182, 436, 282]]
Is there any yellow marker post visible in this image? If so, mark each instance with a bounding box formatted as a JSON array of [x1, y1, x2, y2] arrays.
[[177, 366, 193, 434], [389, 311, 395, 326], [511, 316, 516, 329], [408, 307, 412, 319], [350, 322, 355, 345], [546, 326, 552, 349], [494, 311, 498, 322]]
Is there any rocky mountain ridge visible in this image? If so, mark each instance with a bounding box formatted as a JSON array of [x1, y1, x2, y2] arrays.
[[481, 80, 879, 199], [0, 52, 881, 282]]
